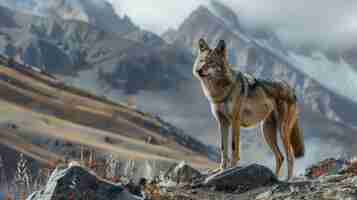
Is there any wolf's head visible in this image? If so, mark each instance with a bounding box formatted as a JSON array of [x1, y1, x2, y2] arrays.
[[193, 39, 233, 81], [193, 39, 235, 100]]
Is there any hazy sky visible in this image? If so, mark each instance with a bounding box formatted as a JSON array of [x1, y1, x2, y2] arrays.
[[107, 0, 207, 34], [225, 0, 357, 49], [107, 0, 357, 49]]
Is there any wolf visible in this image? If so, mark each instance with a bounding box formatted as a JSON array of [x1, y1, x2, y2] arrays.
[[193, 38, 305, 179]]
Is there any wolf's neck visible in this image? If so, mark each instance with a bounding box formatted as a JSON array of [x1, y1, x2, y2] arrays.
[[202, 70, 237, 103]]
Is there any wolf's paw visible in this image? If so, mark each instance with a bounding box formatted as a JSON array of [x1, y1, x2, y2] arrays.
[[276, 168, 283, 178], [229, 159, 240, 168], [208, 161, 228, 173], [220, 160, 229, 169], [209, 167, 223, 174]]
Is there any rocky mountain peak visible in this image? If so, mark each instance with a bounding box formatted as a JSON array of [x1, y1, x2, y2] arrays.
[[180, 5, 222, 29], [208, 0, 242, 31], [0, 0, 138, 35], [162, 5, 236, 52]]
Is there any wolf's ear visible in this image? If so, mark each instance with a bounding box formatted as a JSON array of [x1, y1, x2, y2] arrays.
[[215, 40, 227, 57], [198, 38, 209, 52]]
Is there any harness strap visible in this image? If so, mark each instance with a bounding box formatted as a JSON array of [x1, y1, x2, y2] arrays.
[[239, 73, 249, 117], [241, 73, 249, 99]]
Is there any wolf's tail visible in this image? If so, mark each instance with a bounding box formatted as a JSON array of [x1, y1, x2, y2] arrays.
[[291, 117, 305, 158]]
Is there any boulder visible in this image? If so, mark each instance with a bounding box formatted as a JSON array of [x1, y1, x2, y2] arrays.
[[201, 164, 278, 193], [340, 160, 357, 175], [163, 161, 202, 184], [27, 166, 141, 200], [305, 158, 350, 178]]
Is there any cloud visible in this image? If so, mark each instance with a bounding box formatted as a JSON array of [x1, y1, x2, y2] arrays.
[[107, 0, 357, 49], [220, 0, 357, 49]]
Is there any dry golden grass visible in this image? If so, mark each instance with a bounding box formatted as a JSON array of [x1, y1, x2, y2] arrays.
[[0, 66, 169, 142], [0, 99, 216, 169], [0, 65, 217, 169]]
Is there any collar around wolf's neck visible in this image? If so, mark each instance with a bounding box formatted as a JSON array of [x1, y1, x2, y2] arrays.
[[210, 70, 244, 104]]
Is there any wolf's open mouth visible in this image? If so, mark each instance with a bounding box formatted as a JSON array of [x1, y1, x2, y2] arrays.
[[200, 72, 210, 77], [197, 69, 210, 77]]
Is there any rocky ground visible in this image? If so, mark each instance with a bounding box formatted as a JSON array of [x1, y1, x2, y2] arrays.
[[168, 174, 357, 200], [27, 158, 357, 200], [159, 165, 357, 200]]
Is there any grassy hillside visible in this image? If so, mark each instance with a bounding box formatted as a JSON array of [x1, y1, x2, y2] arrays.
[[0, 58, 217, 169]]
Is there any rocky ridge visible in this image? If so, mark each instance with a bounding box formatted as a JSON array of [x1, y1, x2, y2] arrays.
[[28, 159, 357, 200]]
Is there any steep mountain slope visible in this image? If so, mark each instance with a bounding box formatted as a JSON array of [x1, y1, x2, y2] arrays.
[[1, 55, 217, 158], [0, 56, 218, 182]]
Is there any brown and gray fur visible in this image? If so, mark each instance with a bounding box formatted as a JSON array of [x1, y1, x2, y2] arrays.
[[193, 39, 305, 179]]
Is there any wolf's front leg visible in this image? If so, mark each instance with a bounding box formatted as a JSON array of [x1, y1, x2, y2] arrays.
[[218, 117, 230, 170], [231, 115, 241, 167]]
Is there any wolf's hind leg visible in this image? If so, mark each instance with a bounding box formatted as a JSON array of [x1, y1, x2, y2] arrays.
[[263, 112, 284, 177], [278, 102, 297, 180]]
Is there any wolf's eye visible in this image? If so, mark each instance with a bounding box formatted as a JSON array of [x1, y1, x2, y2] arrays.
[[200, 58, 208, 62], [208, 62, 216, 67]]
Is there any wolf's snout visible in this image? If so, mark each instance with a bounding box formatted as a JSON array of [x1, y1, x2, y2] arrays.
[[196, 68, 206, 77], [196, 69, 203, 76]]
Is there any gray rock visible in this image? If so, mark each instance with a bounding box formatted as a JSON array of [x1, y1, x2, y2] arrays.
[[27, 166, 141, 200], [164, 161, 202, 184], [202, 164, 278, 193]]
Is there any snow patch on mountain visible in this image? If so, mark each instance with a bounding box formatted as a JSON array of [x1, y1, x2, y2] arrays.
[[0, 0, 90, 21]]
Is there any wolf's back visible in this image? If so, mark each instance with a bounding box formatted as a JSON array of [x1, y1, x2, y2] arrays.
[[257, 80, 297, 104]]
